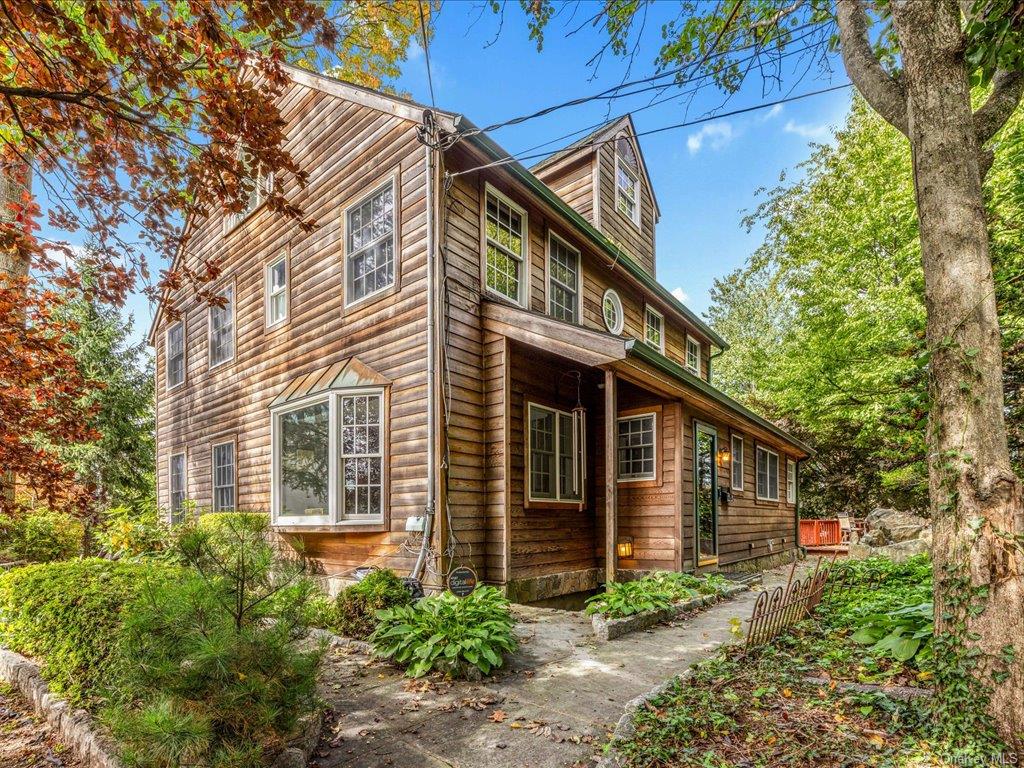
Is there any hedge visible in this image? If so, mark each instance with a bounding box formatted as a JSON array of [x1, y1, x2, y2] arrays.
[[0, 558, 173, 705]]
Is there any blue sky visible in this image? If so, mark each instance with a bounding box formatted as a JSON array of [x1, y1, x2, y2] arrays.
[[398, 3, 852, 313], [44, 3, 853, 345]]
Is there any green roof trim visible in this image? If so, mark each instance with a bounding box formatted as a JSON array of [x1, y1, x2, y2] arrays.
[[459, 121, 728, 350], [625, 339, 814, 456]]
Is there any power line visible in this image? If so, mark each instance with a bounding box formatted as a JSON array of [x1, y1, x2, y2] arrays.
[[418, 0, 436, 108], [458, 18, 832, 138], [449, 83, 852, 178], [505, 33, 831, 165]]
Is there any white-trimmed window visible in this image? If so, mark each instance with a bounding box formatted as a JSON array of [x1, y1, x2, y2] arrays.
[[617, 413, 656, 481], [209, 286, 234, 368], [730, 434, 744, 492], [644, 305, 664, 353], [484, 187, 527, 305], [527, 403, 585, 502], [166, 321, 185, 389], [615, 134, 641, 226], [548, 233, 580, 323], [272, 388, 386, 525], [602, 289, 624, 335], [224, 149, 272, 232], [756, 446, 780, 501], [346, 180, 396, 306], [212, 441, 236, 512], [265, 255, 288, 327], [686, 335, 701, 377], [169, 452, 186, 523], [787, 459, 797, 504]]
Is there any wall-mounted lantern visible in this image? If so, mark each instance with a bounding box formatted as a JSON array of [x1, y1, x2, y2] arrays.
[[717, 447, 731, 466], [616, 536, 634, 559]]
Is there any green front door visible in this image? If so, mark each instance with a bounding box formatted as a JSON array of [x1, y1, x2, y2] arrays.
[[695, 424, 718, 565]]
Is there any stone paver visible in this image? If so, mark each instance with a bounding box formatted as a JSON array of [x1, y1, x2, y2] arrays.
[[311, 564, 804, 768]]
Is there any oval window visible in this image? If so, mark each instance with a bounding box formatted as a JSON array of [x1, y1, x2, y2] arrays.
[[602, 289, 624, 335]]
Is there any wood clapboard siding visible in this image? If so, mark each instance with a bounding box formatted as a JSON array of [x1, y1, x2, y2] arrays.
[[594, 141, 657, 278], [533, 154, 596, 225], [678, 404, 799, 569], [154, 80, 430, 577]]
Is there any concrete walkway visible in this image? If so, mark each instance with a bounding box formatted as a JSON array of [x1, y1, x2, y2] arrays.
[[311, 566, 799, 768]]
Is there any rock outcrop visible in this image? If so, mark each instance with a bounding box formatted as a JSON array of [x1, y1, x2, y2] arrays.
[[849, 507, 931, 561]]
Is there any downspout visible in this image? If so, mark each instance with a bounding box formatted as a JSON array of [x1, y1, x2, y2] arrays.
[[413, 110, 438, 580], [709, 344, 726, 385]]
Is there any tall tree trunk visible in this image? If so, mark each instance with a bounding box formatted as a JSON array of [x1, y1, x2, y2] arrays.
[[891, 0, 1024, 751]]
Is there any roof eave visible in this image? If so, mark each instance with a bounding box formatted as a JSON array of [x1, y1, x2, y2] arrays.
[[625, 339, 813, 457], [458, 120, 727, 350]]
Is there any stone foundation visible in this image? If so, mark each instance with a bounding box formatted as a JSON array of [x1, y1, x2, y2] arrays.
[[504, 567, 601, 604]]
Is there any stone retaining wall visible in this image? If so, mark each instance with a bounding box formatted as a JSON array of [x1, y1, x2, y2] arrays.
[[591, 583, 748, 641]]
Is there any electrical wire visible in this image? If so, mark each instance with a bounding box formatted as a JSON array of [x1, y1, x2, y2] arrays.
[[418, 0, 436, 108], [457, 18, 832, 138], [449, 83, 852, 179]]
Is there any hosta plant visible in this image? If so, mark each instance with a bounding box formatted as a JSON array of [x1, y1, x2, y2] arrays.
[[370, 586, 517, 678], [850, 601, 934, 663]]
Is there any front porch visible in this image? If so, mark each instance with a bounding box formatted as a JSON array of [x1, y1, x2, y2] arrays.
[[481, 300, 807, 604]]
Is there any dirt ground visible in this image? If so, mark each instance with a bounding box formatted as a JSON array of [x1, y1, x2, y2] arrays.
[[0, 683, 83, 768]]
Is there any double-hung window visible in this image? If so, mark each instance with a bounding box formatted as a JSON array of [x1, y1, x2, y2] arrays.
[[224, 149, 272, 232], [617, 413, 656, 481], [166, 321, 185, 389], [548, 234, 579, 323], [346, 181, 395, 306], [730, 434, 744, 492], [756, 446, 780, 501], [615, 135, 641, 226], [272, 388, 387, 525], [484, 187, 527, 305], [209, 285, 234, 368], [787, 459, 797, 504], [212, 441, 236, 512], [644, 306, 664, 353], [527, 403, 585, 502], [685, 336, 701, 377], [169, 452, 186, 523], [266, 256, 288, 327]]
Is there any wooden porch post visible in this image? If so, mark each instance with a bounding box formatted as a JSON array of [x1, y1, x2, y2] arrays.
[[604, 369, 618, 584]]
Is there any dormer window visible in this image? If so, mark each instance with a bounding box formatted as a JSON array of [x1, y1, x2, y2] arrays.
[[615, 134, 640, 227]]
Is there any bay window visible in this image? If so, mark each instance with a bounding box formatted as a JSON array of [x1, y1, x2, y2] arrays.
[[272, 388, 386, 525]]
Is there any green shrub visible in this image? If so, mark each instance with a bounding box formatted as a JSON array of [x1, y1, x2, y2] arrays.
[[586, 571, 729, 618], [371, 586, 517, 678], [1, 509, 84, 562], [97, 502, 169, 559], [851, 600, 934, 662], [335, 568, 412, 638], [103, 510, 323, 768], [195, 510, 270, 534], [0, 558, 171, 705]]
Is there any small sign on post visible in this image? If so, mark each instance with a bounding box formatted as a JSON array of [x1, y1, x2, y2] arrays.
[[447, 566, 477, 597]]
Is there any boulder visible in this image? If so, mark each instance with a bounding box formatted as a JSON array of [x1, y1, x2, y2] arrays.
[[864, 508, 928, 545]]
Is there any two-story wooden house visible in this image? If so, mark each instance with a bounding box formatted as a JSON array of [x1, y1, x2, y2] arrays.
[[150, 65, 812, 601]]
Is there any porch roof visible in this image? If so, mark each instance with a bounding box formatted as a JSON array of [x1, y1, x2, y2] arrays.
[[481, 299, 812, 457], [622, 340, 814, 458]]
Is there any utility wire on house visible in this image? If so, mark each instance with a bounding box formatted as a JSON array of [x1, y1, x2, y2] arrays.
[[418, 0, 436, 108], [448, 83, 852, 179], [456, 18, 833, 139]]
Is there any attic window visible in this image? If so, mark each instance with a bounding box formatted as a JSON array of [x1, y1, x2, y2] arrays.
[[224, 148, 272, 233], [615, 134, 640, 227]]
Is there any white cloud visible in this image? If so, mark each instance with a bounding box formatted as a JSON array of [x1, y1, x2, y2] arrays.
[[686, 122, 735, 154], [784, 119, 831, 140], [761, 103, 784, 121], [671, 287, 689, 303]]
